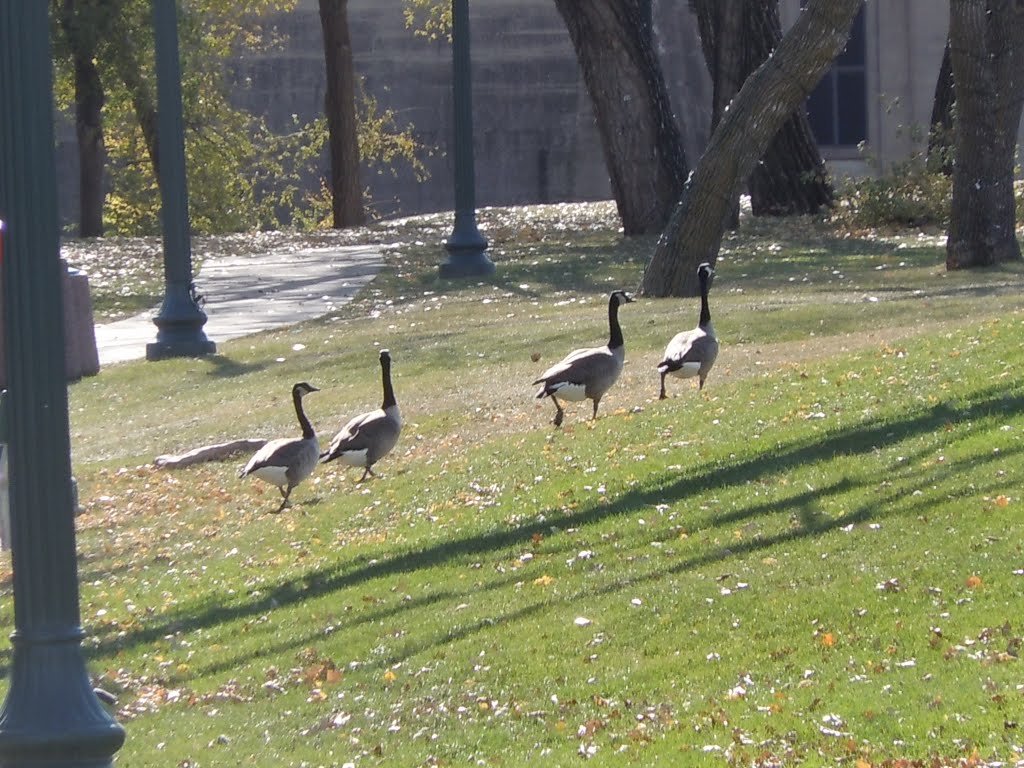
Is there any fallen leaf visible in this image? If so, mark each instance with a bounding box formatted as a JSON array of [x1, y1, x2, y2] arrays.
[[966, 574, 983, 589]]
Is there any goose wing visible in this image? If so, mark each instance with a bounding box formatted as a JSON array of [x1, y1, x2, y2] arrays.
[[534, 345, 617, 396], [321, 408, 401, 464], [240, 436, 319, 478], [658, 328, 716, 373]]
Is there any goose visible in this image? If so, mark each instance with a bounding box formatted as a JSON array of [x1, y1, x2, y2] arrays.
[[657, 262, 719, 399], [239, 381, 320, 513], [533, 290, 634, 427], [320, 349, 402, 482]]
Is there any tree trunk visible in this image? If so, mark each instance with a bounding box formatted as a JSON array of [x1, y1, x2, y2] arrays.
[[690, 0, 744, 228], [554, 0, 688, 236], [692, 0, 832, 219], [946, 0, 1024, 270], [745, 1, 833, 216], [106, 13, 161, 179], [640, 0, 863, 298], [58, 0, 107, 237], [927, 38, 955, 175], [318, 0, 365, 228]]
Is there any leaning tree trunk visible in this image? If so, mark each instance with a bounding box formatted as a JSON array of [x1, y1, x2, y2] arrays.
[[946, 0, 1024, 270], [927, 38, 955, 175], [318, 0, 365, 228], [692, 0, 832, 218], [107, 16, 160, 179], [640, 0, 863, 297], [744, 0, 833, 216], [554, 0, 688, 235], [690, 0, 744, 228]]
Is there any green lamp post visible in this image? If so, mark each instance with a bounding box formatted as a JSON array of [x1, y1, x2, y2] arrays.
[[439, 0, 496, 278], [0, 3, 125, 765], [146, 0, 216, 360]]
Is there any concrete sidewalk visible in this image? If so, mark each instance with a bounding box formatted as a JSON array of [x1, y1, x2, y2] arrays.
[[94, 244, 384, 365]]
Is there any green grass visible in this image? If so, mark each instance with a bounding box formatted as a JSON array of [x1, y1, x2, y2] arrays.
[[5, 205, 1024, 766]]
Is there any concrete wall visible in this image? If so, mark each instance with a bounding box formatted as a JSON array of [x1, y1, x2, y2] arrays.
[[55, 1, 968, 227], [228, 0, 710, 220]]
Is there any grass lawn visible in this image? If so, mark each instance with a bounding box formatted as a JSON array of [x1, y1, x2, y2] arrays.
[[4, 203, 1024, 766]]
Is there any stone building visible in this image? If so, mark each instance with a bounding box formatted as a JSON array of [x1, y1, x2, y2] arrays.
[[56, 1, 955, 226]]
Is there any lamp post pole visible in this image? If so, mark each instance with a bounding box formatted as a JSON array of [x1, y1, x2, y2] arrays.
[[146, 0, 216, 361], [439, 0, 496, 278], [0, 3, 125, 765]]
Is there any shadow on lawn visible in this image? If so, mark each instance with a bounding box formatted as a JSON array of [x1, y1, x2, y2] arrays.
[[33, 376, 1015, 683], [46, 378, 1015, 667], [200, 354, 269, 380]]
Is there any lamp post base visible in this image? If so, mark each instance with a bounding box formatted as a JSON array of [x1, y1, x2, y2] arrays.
[[439, 249, 496, 279], [146, 337, 217, 361], [0, 630, 125, 767], [440, 212, 495, 279], [145, 284, 216, 361]]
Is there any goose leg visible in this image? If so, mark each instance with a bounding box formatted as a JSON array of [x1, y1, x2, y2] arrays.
[[273, 486, 292, 514], [591, 398, 600, 420], [357, 467, 373, 483], [551, 396, 565, 427], [659, 372, 668, 400]]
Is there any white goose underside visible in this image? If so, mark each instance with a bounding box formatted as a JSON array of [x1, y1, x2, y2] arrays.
[[248, 464, 290, 488], [334, 448, 370, 468], [666, 361, 702, 379], [545, 381, 588, 401]]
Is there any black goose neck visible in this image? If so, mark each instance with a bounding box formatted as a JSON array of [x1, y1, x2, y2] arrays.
[[608, 295, 625, 349], [381, 357, 397, 409], [293, 387, 315, 440], [698, 273, 712, 327]]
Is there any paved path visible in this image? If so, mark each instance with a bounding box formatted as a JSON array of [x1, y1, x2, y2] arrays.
[[94, 245, 384, 365]]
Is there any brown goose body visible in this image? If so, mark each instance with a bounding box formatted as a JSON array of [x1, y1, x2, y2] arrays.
[[657, 263, 719, 399], [321, 350, 402, 482], [240, 382, 320, 512], [534, 291, 633, 427]]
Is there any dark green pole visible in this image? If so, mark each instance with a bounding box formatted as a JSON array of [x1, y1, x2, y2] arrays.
[[146, 0, 216, 360], [439, 0, 495, 278], [0, 3, 125, 766]]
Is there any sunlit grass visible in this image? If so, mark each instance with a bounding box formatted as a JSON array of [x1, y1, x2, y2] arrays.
[[5, 205, 1024, 766]]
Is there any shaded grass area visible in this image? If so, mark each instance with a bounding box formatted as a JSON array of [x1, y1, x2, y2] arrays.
[[5, 206, 1024, 766]]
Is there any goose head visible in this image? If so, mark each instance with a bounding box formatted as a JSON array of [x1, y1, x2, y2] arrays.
[[610, 290, 634, 308], [697, 263, 715, 291], [292, 381, 319, 398]]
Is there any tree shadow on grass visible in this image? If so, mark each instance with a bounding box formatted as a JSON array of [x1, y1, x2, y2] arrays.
[[34, 378, 1015, 681], [200, 354, 269, 380]]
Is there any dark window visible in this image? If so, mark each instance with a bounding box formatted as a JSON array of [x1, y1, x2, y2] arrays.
[[801, 3, 868, 147]]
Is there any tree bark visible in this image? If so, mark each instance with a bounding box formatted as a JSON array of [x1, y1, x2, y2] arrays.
[[319, 0, 365, 228], [554, 0, 688, 235], [691, 0, 832, 219], [639, 0, 863, 298], [58, 0, 107, 237], [946, 0, 1024, 270], [690, 0, 744, 228], [106, 12, 161, 180], [927, 38, 955, 175]]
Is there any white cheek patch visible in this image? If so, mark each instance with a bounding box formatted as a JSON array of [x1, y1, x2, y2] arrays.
[[337, 449, 369, 468], [669, 362, 701, 379], [550, 382, 588, 401], [251, 465, 289, 487]]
